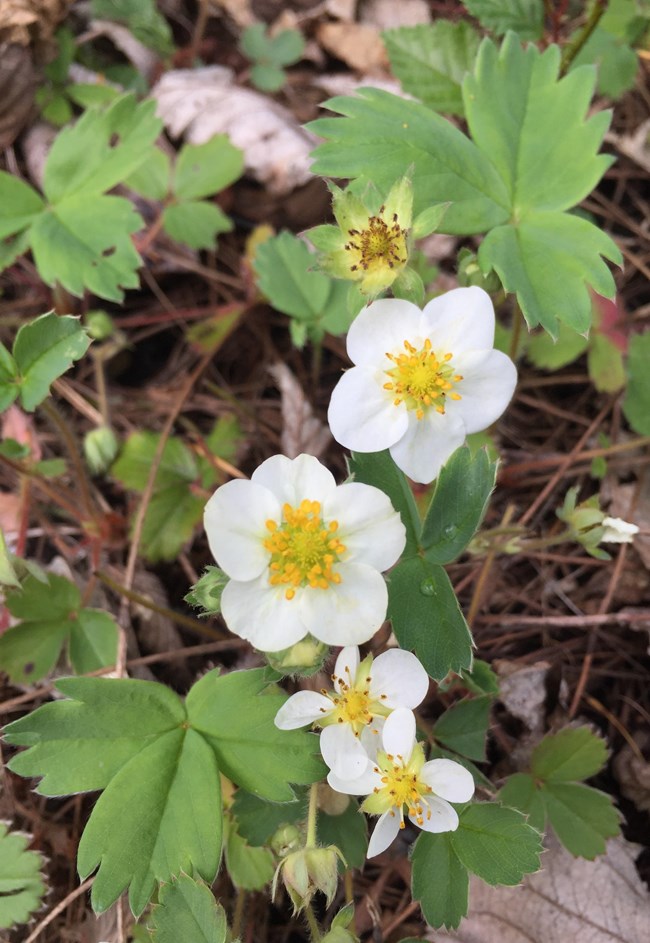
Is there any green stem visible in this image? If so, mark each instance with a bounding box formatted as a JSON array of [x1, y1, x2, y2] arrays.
[[305, 782, 319, 848], [560, 0, 608, 73], [304, 903, 322, 943]]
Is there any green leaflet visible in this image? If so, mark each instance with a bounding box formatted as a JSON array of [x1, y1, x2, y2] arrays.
[[411, 831, 469, 930], [224, 817, 275, 890], [149, 875, 227, 943], [623, 332, 650, 434], [463, 0, 545, 41], [433, 696, 491, 761], [0, 824, 46, 930]]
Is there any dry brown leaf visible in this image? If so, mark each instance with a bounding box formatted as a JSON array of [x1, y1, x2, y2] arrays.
[[0, 0, 71, 48], [360, 0, 431, 29], [495, 660, 554, 735], [607, 121, 650, 175], [316, 21, 388, 73], [151, 66, 315, 194], [269, 362, 331, 459], [613, 735, 650, 814], [431, 836, 650, 943], [0, 42, 36, 149]]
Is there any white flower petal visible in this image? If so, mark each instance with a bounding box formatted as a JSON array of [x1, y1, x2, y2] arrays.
[[274, 691, 333, 730], [320, 723, 369, 779], [421, 758, 475, 803], [324, 482, 406, 571], [328, 367, 408, 452], [389, 409, 466, 484], [203, 478, 279, 581], [422, 287, 495, 354], [346, 299, 425, 367], [333, 645, 360, 692], [251, 453, 337, 507], [381, 708, 416, 759], [360, 716, 385, 760], [299, 563, 389, 646], [367, 810, 401, 857], [602, 516, 639, 543], [370, 649, 429, 709], [451, 349, 517, 434], [221, 576, 307, 651], [411, 795, 459, 833], [327, 762, 381, 796]]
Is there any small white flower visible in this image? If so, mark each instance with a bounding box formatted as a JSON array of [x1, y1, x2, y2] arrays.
[[327, 708, 474, 858], [274, 644, 429, 779], [327, 288, 517, 483], [601, 516, 639, 543], [203, 454, 406, 652]]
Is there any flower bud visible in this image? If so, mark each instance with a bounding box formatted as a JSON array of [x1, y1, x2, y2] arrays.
[[273, 845, 344, 913], [270, 823, 302, 857], [266, 636, 329, 677], [84, 426, 118, 475], [85, 310, 114, 341]]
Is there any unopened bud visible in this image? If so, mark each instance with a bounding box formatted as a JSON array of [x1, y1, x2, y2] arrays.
[[270, 823, 301, 857], [84, 426, 118, 475], [266, 636, 329, 677], [273, 845, 344, 913]]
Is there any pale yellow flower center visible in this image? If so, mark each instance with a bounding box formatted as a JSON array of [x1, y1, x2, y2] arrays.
[[264, 500, 346, 601], [345, 207, 407, 274], [363, 747, 433, 827], [383, 338, 463, 420], [318, 660, 391, 735]]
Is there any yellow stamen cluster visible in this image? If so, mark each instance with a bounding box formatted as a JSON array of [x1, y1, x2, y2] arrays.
[[384, 338, 463, 419], [318, 659, 390, 736], [264, 500, 346, 601], [345, 206, 407, 274], [363, 748, 433, 827]]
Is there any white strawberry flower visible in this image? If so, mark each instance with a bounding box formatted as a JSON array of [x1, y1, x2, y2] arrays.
[[203, 454, 406, 652], [328, 708, 475, 858], [327, 288, 517, 483], [274, 645, 429, 779]]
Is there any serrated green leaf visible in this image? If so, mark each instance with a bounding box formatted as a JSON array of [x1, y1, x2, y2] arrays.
[[113, 432, 197, 491], [68, 83, 121, 108], [0, 823, 46, 930], [387, 556, 473, 681], [527, 322, 590, 370], [433, 697, 491, 761], [479, 211, 620, 336], [78, 727, 222, 915], [231, 789, 307, 847], [224, 817, 274, 890], [68, 609, 119, 674], [186, 668, 326, 801], [163, 201, 233, 250], [5, 676, 186, 795], [308, 89, 510, 231], [12, 312, 90, 410], [317, 800, 368, 870], [531, 727, 608, 782], [126, 148, 171, 200], [421, 446, 496, 564], [460, 658, 499, 696], [383, 21, 480, 116], [173, 136, 243, 202], [142, 486, 205, 562], [450, 802, 542, 884], [498, 772, 546, 830], [463, 0, 544, 41], [348, 450, 421, 557], [571, 26, 639, 98], [587, 332, 626, 393], [411, 831, 469, 930], [149, 874, 227, 943], [623, 332, 650, 434], [43, 95, 161, 202], [541, 781, 620, 858], [0, 171, 44, 240], [0, 343, 19, 411], [91, 0, 173, 55], [0, 620, 70, 683]]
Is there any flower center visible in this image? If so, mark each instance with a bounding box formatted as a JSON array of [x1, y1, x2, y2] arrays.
[[345, 207, 407, 274], [362, 746, 433, 827], [318, 658, 391, 735], [383, 339, 463, 420], [264, 500, 346, 601]]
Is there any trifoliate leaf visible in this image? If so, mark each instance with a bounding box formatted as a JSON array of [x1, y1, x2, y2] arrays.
[[433, 696, 491, 761], [149, 874, 227, 943], [450, 803, 542, 884], [463, 0, 544, 41], [387, 556, 473, 681], [173, 136, 244, 202], [224, 817, 275, 890], [186, 669, 325, 801], [383, 21, 480, 116], [0, 823, 46, 930], [0, 573, 117, 683], [540, 782, 620, 858], [623, 332, 650, 434], [11, 312, 90, 411], [163, 201, 233, 250], [411, 830, 469, 929], [421, 446, 496, 564], [531, 727, 608, 782]]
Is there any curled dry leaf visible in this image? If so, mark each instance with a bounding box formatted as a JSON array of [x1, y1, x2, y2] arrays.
[[268, 362, 331, 460], [151, 66, 315, 194], [432, 836, 650, 943], [316, 21, 388, 73], [0, 0, 72, 49]]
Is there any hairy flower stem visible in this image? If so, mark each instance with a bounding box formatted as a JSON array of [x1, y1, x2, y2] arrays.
[[305, 903, 323, 943]]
